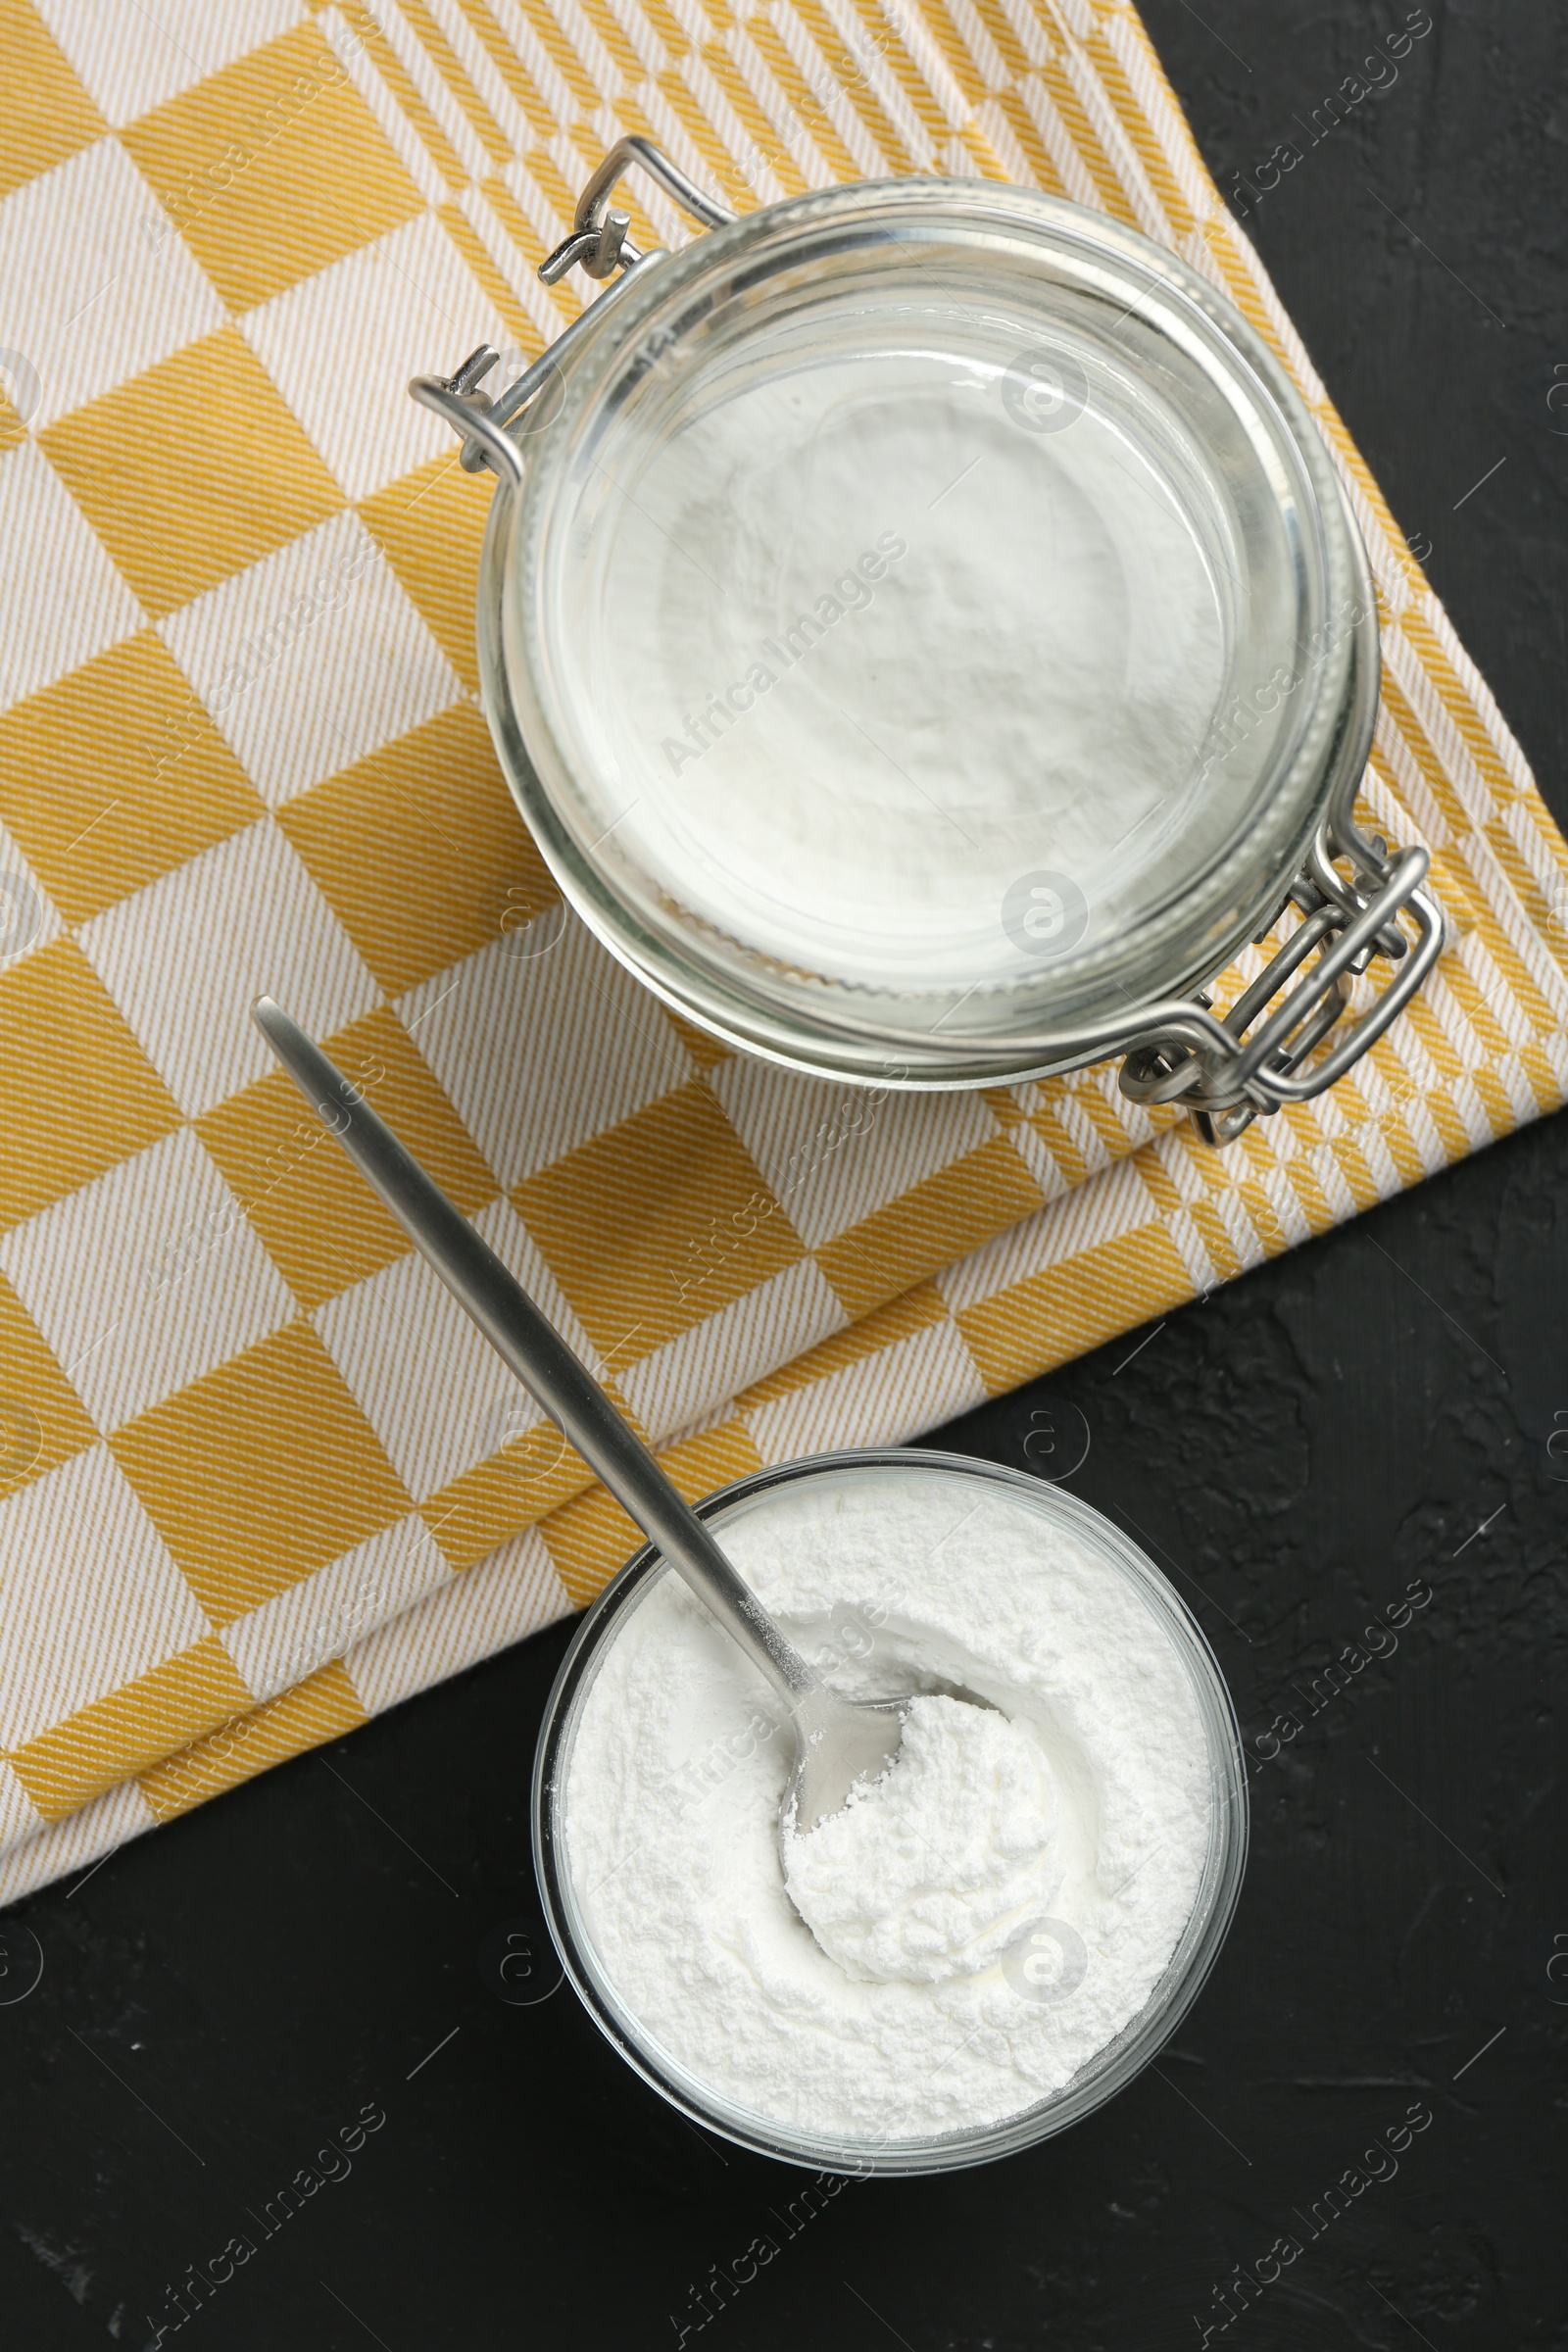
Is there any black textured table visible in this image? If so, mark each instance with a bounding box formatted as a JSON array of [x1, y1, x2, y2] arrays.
[[5, 8, 1565, 2345]]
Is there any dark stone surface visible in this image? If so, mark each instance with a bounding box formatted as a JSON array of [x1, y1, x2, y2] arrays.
[[3, 5, 1565, 2345]]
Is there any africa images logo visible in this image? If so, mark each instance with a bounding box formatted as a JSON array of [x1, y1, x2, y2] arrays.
[[1001, 1916, 1088, 2005], [1002, 870, 1090, 959]]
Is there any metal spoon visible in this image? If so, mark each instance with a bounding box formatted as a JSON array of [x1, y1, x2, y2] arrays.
[[251, 996, 910, 1836]]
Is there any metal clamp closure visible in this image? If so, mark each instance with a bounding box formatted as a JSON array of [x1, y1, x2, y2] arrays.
[[408, 344, 525, 485], [410, 137, 733, 482], [538, 134, 735, 283], [1119, 808, 1445, 1144]]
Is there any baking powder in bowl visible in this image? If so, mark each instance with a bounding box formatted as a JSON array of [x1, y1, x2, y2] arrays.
[[564, 1469, 1212, 2142]]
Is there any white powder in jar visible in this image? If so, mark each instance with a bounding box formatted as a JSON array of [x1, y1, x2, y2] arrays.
[[563, 1468, 1216, 2144], [576, 336, 1232, 998]]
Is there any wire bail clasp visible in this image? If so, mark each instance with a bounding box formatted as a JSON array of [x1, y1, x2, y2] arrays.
[[1118, 800, 1446, 1144], [538, 134, 736, 284], [409, 137, 732, 484], [408, 344, 523, 486]]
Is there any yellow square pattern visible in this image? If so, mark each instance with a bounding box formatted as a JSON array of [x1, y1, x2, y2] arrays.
[[120, 21, 426, 313], [109, 1321, 413, 1626], [2, 0, 1566, 1903], [359, 458, 495, 692], [0, 630, 264, 921], [9, 1635, 254, 1821], [0, 940, 181, 1231], [196, 1004, 497, 1308], [514, 1078, 808, 1362], [40, 328, 345, 618], [0, 0, 105, 198], [0, 1271, 97, 1497], [276, 702, 550, 996]]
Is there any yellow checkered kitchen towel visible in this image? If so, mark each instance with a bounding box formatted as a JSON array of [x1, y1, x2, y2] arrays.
[[0, 0, 1563, 1905]]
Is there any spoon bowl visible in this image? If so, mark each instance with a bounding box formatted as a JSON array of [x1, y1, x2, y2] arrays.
[[785, 1687, 909, 1840]]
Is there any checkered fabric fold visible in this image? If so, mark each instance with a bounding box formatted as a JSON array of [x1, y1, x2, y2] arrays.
[[0, 0, 1562, 1903]]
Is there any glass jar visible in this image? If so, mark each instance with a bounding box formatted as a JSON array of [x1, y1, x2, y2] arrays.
[[530, 1448, 1249, 2174], [416, 141, 1442, 1141]]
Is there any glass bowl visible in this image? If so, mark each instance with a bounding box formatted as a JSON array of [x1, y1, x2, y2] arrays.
[[531, 1448, 1248, 2174]]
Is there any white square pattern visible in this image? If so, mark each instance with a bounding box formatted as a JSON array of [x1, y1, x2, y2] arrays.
[[315, 1197, 604, 1500], [745, 1319, 988, 1464], [0, 442, 141, 711], [617, 1258, 845, 1444], [0, 820, 66, 969], [0, 139, 224, 429], [242, 214, 513, 502], [159, 511, 463, 807], [710, 1058, 999, 1248], [0, 1761, 41, 1847], [0, 1128, 295, 1434], [220, 1515, 452, 1701], [344, 1525, 568, 1718], [77, 817, 380, 1117], [399, 919, 694, 1188], [0, 1446, 211, 1748], [33, 0, 308, 128]]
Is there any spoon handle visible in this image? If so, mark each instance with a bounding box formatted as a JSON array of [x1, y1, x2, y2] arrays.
[[252, 998, 818, 1709]]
